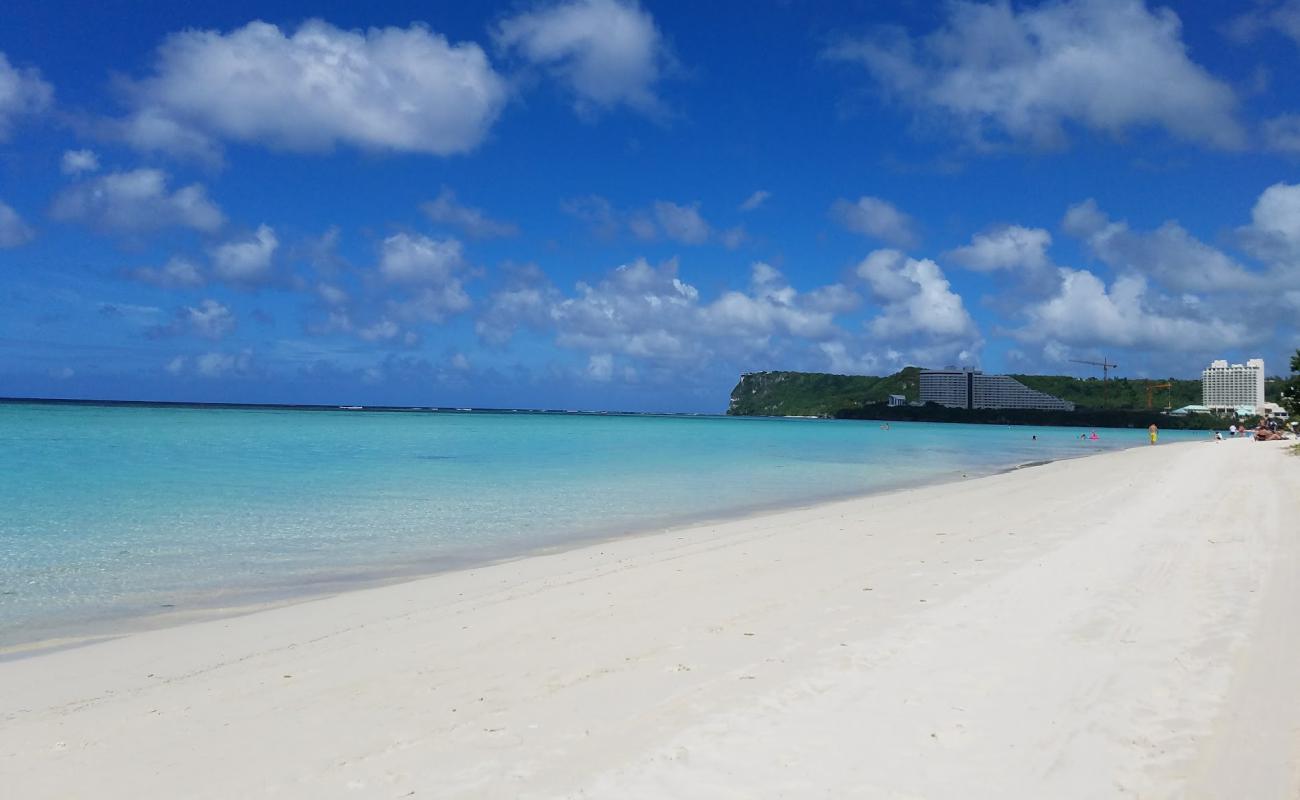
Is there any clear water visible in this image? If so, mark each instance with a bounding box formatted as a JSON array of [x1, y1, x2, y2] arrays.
[[0, 402, 1207, 646]]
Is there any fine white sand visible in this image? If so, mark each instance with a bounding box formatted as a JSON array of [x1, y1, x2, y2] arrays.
[[2, 438, 1298, 799]]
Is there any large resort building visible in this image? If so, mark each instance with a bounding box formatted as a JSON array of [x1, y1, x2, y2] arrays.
[[1201, 358, 1265, 414], [919, 368, 1075, 411]]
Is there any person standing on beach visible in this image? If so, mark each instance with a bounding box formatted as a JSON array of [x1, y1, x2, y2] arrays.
[[1148, 423, 1158, 445]]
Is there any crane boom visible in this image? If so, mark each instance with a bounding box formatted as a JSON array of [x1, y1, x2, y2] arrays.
[[1070, 357, 1119, 407]]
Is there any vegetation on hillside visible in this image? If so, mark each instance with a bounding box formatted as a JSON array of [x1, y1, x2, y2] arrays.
[[730, 362, 1296, 420], [1010, 375, 1200, 410], [727, 368, 919, 417]]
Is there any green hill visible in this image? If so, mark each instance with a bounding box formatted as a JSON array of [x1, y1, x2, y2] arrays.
[[727, 368, 920, 417], [1010, 375, 1201, 410]]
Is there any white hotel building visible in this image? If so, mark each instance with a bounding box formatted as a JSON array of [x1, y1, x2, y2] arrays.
[[919, 368, 1075, 411], [1201, 358, 1265, 413]]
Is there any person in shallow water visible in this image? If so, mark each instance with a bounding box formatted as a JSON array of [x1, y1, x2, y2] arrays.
[[1148, 423, 1158, 445]]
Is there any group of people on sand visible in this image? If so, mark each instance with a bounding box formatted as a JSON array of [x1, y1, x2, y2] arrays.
[[1216, 419, 1293, 442], [1252, 418, 1290, 442]]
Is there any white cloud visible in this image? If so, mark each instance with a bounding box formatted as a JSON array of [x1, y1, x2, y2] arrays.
[[561, 194, 725, 245], [719, 225, 747, 250], [50, 169, 224, 234], [475, 264, 562, 345], [1226, 0, 1300, 46], [377, 234, 473, 323], [739, 190, 771, 212], [212, 225, 278, 284], [1064, 198, 1262, 292], [818, 340, 884, 375], [165, 355, 187, 375], [1263, 114, 1300, 153], [123, 19, 507, 158], [0, 51, 52, 139], [317, 283, 349, 307], [1016, 268, 1251, 349], [947, 225, 1052, 272], [358, 318, 401, 342], [653, 201, 710, 244], [495, 0, 670, 118], [0, 200, 35, 248], [561, 195, 620, 238], [195, 350, 254, 378], [184, 299, 236, 339], [389, 286, 473, 323], [60, 149, 100, 176], [586, 353, 615, 381], [479, 258, 854, 365], [831, 196, 918, 248], [421, 187, 518, 238], [856, 249, 979, 341], [116, 107, 223, 164], [378, 233, 465, 284], [828, 0, 1243, 150], [1237, 182, 1300, 262], [130, 256, 205, 288]]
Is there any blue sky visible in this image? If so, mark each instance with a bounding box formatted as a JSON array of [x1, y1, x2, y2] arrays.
[[1, 0, 1298, 411]]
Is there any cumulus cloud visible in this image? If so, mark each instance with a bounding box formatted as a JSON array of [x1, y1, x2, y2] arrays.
[[378, 233, 472, 323], [495, 0, 671, 118], [947, 225, 1052, 272], [586, 353, 615, 381], [475, 263, 563, 345], [60, 149, 100, 176], [421, 187, 519, 238], [357, 318, 401, 342], [184, 299, 236, 339], [856, 249, 980, 344], [478, 258, 855, 368], [121, 20, 507, 158], [562, 194, 729, 246], [718, 225, 747, 250], [0, 200, 36, 247], [739, 190, 771, 211], [1063, 198, 1262, 292], [195, 350, 254, 378], [1016, 268, 1251, 350], [0, 52, 52, 139], [827, 0, 1243, 150], [1237, 182, 1300, 263], [1263, 114, 1300, 153], [212, 225, 278, 284], [378, 233, 465, 284], [50, 169, 224, 234], [130, 256, 205, 288], [831, 196, 919, 248], [652, 201, 710, 244]]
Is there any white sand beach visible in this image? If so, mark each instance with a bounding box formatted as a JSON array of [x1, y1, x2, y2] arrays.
[[1, 438, 1298, 799]]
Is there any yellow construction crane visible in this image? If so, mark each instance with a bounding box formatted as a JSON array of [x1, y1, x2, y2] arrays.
[[1145, 382, 1172, 410]]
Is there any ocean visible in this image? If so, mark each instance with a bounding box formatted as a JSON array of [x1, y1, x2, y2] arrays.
[[0, 401, 1208, 648]]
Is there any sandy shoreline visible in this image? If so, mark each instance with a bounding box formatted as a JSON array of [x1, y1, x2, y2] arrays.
[[2, 439, 1297, 798]]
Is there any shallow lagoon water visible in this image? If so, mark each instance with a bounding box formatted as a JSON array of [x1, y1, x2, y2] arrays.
[[0, 402, 1207, 646]]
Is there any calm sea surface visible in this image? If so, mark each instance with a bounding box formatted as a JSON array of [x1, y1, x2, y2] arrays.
[[0, 402, 1208, 647]]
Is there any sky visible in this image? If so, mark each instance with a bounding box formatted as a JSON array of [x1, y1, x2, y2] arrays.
[[1, 0, 1298, 412]]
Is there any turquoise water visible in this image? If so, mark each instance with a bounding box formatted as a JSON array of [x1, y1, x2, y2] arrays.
[[0, 402, 1207, 646]]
